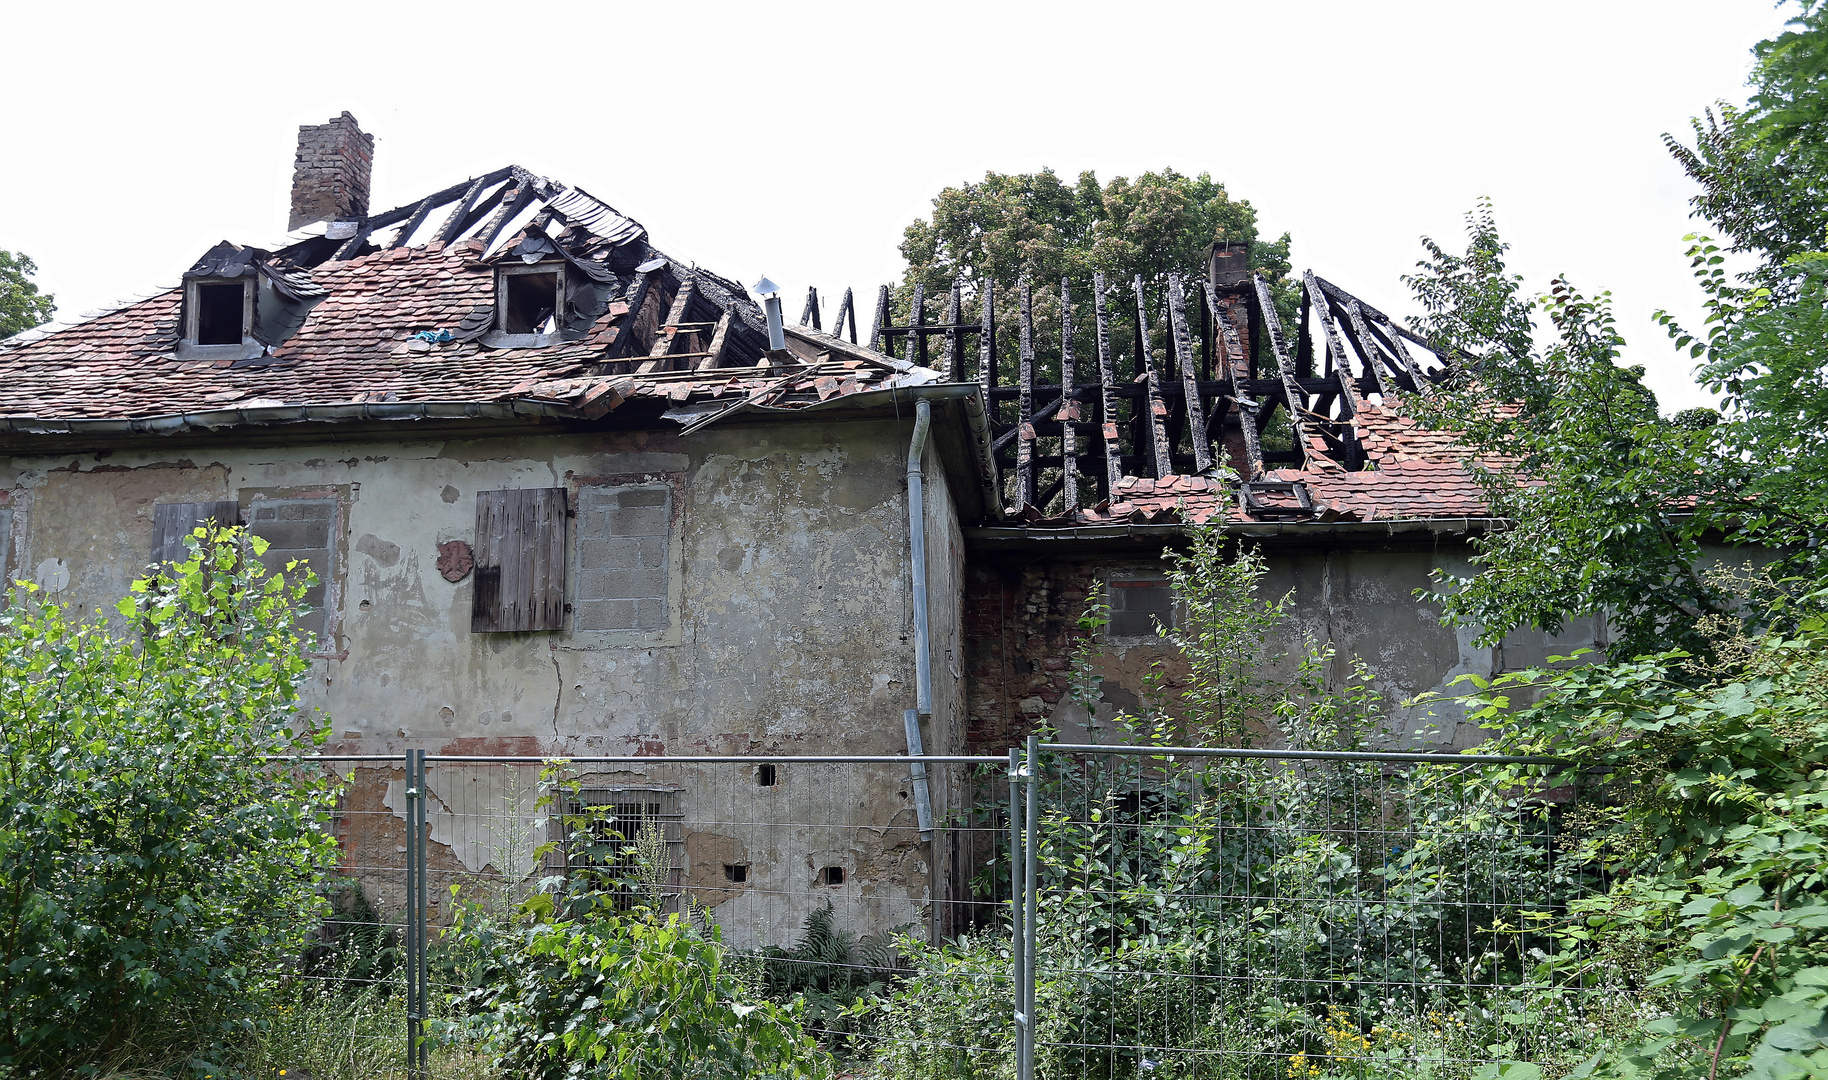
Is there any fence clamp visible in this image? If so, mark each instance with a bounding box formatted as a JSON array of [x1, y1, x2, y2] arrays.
[[1015, 1011, 1029, 1027], [405, 786, 422, 799]]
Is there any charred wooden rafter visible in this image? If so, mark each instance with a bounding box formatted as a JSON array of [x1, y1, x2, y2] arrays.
[[825, 261, 1444, 514]]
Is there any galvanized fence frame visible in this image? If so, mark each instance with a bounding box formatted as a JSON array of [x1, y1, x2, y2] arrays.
[[284, 741, 1581, 1080], [290, 750, 1012, 1079], [1008, 738, 1579, 1080]]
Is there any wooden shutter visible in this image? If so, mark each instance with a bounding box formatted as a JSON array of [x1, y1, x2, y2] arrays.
[[471, 488, 567, 632], [151, 501, 241, 564]]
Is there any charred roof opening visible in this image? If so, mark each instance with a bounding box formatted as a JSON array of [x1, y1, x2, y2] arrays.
[[193, 282, 248, 346], [501, 268, 560, 335]]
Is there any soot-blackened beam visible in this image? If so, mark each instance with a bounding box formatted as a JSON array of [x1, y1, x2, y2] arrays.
[[911, 282, 927, 368], [1304, 271, 1359, 420], [1134, 276, 1173, 479], [1295, 283, 1315, 379], [1253, 273, 1313, 467], [697, 310, 733, 370], [1168, 275, 1212, 472], [1015, 278, 1036, 508], [869, 285, 890, 354], [434, 177, 488, 247], [800, 286, 820, 330], [978, 280, 997, 393], [477, 183, 537, 250], [1365, 313, 1424, 393], [1206, 284, 1261, 479], [834, 287, 857, 344], [640, 279, 697, 370], [1059, 277, 1079, 511], [1338, 295, 1395, 398], [944, 282, 964, 382], [1092, 272, 1123, 496], [388, 196, 438, 251]]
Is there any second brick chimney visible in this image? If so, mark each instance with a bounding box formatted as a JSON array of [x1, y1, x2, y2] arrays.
[[288, 112, 373, 232]]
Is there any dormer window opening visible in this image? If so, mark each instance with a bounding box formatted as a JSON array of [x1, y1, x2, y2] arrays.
[[185, 279, 254, 348], [195, 283, 248, 344], [498, 264, 564, 337]]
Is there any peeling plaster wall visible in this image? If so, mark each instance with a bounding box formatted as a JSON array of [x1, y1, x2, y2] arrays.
[[963, 542, 1512, 754], [0, 418, 954, 941]]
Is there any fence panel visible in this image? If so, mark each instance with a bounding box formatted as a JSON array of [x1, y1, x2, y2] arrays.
[[1018, 742, 1607, 1080], [283, 752, 1014, 1078]]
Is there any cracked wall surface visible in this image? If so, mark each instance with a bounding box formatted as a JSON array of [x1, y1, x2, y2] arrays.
[[0, 417, 963, 941]]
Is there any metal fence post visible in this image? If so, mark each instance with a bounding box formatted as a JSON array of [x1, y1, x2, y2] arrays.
[[1022, 734, 1040, 1080], [405, 749, 428, 1080], [1009, 747, 1027, 1079]]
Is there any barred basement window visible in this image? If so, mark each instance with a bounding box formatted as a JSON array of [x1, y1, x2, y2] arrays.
[[564, 788, 682, 912]]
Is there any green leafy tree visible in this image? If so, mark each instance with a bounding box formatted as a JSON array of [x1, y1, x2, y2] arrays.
[[1405, 205, 1731, 660], [895, 168, 1294, 380], [0, 524, 335, 1073], [0, 250, 54, 339], [1665, 0, 1828, 298], [1463, 586, 1828, 1080]]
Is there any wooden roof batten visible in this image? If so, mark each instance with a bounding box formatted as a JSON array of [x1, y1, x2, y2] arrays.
[[850, 247, 1452, 517]]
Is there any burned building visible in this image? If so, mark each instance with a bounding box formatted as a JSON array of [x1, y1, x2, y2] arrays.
[[0, 115, 1580, 937]]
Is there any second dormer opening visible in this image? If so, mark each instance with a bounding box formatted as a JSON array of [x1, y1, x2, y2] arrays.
[[499, 264, 563, 336], [187, 279, 253, 348]]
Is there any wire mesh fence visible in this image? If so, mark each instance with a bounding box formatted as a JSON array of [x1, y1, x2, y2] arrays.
[[292, 751, 1014, 1078], [272, 742, 1614, 1080], [1013, 740, 1611, 1080]]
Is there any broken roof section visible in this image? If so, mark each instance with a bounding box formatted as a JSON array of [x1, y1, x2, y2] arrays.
[[0, 166, 938, 430], [853, 250, 1496, 530]]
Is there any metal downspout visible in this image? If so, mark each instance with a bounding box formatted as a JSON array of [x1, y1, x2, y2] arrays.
[[905, 399, 935, 842]]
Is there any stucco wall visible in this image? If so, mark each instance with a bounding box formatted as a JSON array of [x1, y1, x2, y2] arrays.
[[0, 417, 959, 940], [963, 541, 1536, 754]]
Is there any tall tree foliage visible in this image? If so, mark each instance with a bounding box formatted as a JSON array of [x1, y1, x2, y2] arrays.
[[894, 168, 1293, 381], [0, 250, 54, 339], [1405, 206, 1729, 660], [1665, 0, 1828, 298], [1412, 2, 1828, 659]]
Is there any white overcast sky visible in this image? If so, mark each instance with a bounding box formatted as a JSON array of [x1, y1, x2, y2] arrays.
[[3, 1, 1795, 411]]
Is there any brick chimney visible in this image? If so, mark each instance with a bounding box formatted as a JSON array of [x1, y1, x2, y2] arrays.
[[288, 112, 373, 232]]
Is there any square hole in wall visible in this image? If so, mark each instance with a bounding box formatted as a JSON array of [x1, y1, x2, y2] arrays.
[[821, 865, 845, 887], [724, 864, 748, 883], [757, 763, 776, 787]]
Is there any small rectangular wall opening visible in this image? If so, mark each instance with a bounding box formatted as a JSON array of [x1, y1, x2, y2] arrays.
[[723, 864, 748, 883], [1106, 573, 1174, 638], [821, 865, 845, 886], [756, 763, 776, 787], [502, 271, 559, 334], [195, 282, 246, 345]]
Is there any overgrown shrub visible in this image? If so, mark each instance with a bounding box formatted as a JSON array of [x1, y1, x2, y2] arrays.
[[0, 524, 337, 1073], [448, 765, 832, 1079]]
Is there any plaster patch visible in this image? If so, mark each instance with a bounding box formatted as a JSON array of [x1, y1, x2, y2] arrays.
[[354, 533, 401, 567], [384, 767, 544, 874], [34, 557, 68, 593]]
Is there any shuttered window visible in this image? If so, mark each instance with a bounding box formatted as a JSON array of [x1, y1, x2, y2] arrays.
[[472, 488, 567, 632], [150, 501, 241, 565]]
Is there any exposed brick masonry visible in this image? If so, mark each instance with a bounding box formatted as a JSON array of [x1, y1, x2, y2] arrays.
[[289, 112, 373, 231]]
